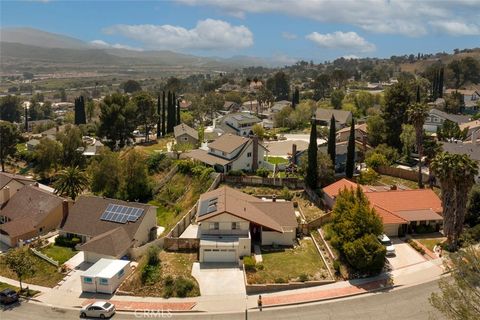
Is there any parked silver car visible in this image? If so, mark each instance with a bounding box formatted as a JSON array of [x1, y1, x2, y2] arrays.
[[378, 234, 396, 256], [80, 301, 115, 318]]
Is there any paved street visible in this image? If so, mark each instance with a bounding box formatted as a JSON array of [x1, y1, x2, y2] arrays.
[[0, 280, 444, 320]]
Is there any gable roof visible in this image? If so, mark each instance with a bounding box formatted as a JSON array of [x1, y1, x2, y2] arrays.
[[222, 112, 261, 125], [0, 172, 36, 189], [336, 123, 368, 134], [197, 186, 297, 232], [315, 109, 352, 124], [441, 142, 480, 161], [60, 195, 154, 240], [174, 123, 198, 140], [322, 178, 360, 198], [429, 108, 470, 124], [208, 134, 250, 154], [78, 227, 132, 257]]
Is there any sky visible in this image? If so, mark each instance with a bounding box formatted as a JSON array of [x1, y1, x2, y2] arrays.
[[1, 0, 480, 63]]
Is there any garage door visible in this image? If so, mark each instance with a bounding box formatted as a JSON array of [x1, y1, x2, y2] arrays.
[[203, 249, 237, 263], [0, 233, 12, 247], [384, 224, 399, 237]]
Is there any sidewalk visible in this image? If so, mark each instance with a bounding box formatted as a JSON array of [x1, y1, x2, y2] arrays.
[[82, 299, 196, 312], [0, 276, 51, 293]]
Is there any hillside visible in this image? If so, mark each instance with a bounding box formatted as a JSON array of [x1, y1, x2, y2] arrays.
[[399, 48, 480, 74]]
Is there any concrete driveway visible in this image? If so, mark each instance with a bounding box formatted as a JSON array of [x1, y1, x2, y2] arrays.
[[387, 238, 426, 270], [192, 262, 246, 296]]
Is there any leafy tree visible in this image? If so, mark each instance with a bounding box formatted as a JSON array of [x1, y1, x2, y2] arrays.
[[366, 144, 400, 165], [448, 57, 480, 89], [119, 149, 151, 201], [300, 152, 335, 188], [33, 138, 62, 178], [257, 87, 274, 109], [436, 119, 468, 141], [343, 234, 386, 274], [85, 100, 95, 122], [354, 91, 374, 115], [161, 91, 166, 137], [430, 246, 480, 320], [305, 119, 318, 189], [252, 123, 265, 140], [4, 248, 35, 290], [274, 105, 293, 128], [57, 125, 84, 167], [88, 149, 122, 198], [0, 95, 21, 122], [445, 91, 464, 114], [180, 111, 194, 127], [204, 92, 224, 118], [327, 115, 336, 167], [345, 118, 356, 178], [382, 81, 411, 150], [59, 88, 67, 102], [357, 167, 380, 185], [224, 91, 243, 104], [53, 166, 89, 200], [330, 89, 345, 109], [172, 142, 194, 159], [466, 185, 480, 227], [266, 71, 290, 101], [312, 74, 331, 100], [431, 152, 478, 250], [366, 114, 385, 147], [98, 93, 137, 149], [122, 79, 142, 93], [400, 124, 416, 161], [132, 91, 157, 142], [0, 121, 20, 172], [365, 152, 389, 170]]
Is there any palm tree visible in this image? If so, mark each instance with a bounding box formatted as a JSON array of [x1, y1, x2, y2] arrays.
[[407, 102, 428, 188], [431, 152, 478, 250], [53, 166, 89, 200]]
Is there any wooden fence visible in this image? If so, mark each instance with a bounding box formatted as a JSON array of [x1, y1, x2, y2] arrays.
[[222, 174, 304, 189], [377, 166, 429, 185]]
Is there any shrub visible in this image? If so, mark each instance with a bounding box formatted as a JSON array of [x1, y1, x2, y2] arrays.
[[407, 239, 426, 255], [147, 246, 160, 266], [298, 273, 309, 282], [141, 264, 160, 285], [174, 277, 195, 297], [146, 153, 171, 173], [357, 168, 380, 185], [280, 187, 293, 201], [255, 167, 270, 178], [243, 256, 256, 272], [343, 234, 386, 274], [162, 275, 175, 298], [365, 153, 389, 170], [415, 224, 435, 234], [227, 170, 244, 176], [177, 160, 195, 174], [275, 277, 287, 283], [333, 260, 341, 273], [55, 235, 80, 248]]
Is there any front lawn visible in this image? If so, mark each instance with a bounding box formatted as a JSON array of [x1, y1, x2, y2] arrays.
[[119, 250, 199, 297], [412, 234, 446, 252], [39, 244, 76, 264], [0, 251, 64, 288], [246, 238, 329, 284], [135, 138, 171, 155], [264, 156, 288, 165], [0, 281, 40, 297]]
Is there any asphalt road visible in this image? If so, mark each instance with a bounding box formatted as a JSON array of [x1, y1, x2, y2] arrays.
[[0, 280, 444, 320]]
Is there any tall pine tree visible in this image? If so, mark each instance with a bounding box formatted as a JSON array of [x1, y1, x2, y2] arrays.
[[345, 117, 356, 178], [416, 85, 421, 103], [438, 67, 444, 98], [74, 96, 86, 125], [161, 91, 166, 137], [327, 115, 336, 170], [305, 118, 318, 189], [156, 95, 161, 138], [167, 91, 174, 133]]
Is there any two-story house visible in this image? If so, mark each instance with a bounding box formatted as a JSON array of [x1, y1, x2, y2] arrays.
[[315, 109, 352, 129], [423, 108, 470, 133], [215, 112, 262, 136], [182, 134, 268, 173], [174, 123, 199, 146], [196, 186, 298, 263]]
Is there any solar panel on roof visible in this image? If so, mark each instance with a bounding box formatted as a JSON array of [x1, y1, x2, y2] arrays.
[[100, 204, 145, 224]]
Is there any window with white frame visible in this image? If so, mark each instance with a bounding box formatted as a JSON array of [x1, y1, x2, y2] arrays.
[[232, 222, 240, 230], [210, 222, 219, 230]]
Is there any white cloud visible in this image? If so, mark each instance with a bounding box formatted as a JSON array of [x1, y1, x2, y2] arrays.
[[342, 55, 359, 60], [430, 21, 480, 36], [90, 40, 143, 51], [281, 32, 297, 40], [177, 0, 480, 37], [306, 31, 375, 52], [103, 19, 253, 51]]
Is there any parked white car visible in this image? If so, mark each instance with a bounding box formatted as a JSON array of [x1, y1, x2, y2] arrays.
[[80, 301, 115, 318], [378, 234, 396, 256]]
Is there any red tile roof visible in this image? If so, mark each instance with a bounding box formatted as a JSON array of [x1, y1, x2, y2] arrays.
[[322, 178, 361, 198]]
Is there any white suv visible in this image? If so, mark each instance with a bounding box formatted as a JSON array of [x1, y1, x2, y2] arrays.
[[378, 234, 396, 256]]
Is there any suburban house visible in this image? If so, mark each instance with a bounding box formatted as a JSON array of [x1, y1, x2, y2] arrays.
[[445, 89, 480, 114], [318, 140, 367, 173], [322, 179, 443, 237], [270, 100, 292, 114], [442, 141, 480, 182], [222, 101, 242, 113], [81, 258, 131, 294], [315, 109, 352, 129], [183, 134, 267, 173], [459, 120, 480, 141], [0, 185, 69, 247], [179, 100, 192, 111], [336, 123, 368, 143], [423, 108, 470, 133], [196, 186, 298, 263], [81, 138, 104, 157], [60, 196, 157, 263], [0, 172, 54, 205], [174, 123, 199, 146], [241, 101, 261, 114], [215, 112, 262, 136]]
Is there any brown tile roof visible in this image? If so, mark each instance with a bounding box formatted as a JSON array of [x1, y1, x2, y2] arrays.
[[315, 109, 352, 124], [208, 134, 250, 154], [60, 195, 155, 240], [0, 217, 36, 238], [174, 123, 198, 140], [0, 185, 64, 223], [197, 186, 297, 232], [394, 209, 443, 222], [182, 149, 231, 166], [336, 123, 368, 134], [78, 227, 132, 257], [0, 172, 36, 189]]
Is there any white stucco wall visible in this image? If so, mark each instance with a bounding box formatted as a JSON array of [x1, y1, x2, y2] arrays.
[[132, 208, 157, 246], [384, 224, 400, 237], [261, 230, 295, 246], [230, 142, 266, 172], [200, 213, 249, 235], [84, 251, 118, 264]]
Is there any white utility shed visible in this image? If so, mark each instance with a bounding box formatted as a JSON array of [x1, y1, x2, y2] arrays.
[[81, 258, 131, 294]]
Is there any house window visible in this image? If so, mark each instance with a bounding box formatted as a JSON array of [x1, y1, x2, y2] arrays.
[[99, 278, 108, 285], [232, 222, 240, 230], [210, 222, 219, 230], [247, 152, 252, 158], [83, 277, 93, 284], [117, 269, 125, 278], [183, 137, 188, 141]]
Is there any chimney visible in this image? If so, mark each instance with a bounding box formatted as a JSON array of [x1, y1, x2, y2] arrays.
[[291, 144, 297, 164], [252, 136, 259, 171], [272, 195, 276, 202], [60, 200, 69, 227], [2, 186, 10, 204]]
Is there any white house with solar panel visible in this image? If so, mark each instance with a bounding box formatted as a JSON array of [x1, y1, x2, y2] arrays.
[[60, 196, 157, 263], [215, 112, 262, 136]]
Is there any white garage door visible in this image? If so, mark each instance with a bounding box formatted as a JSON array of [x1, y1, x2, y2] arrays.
[[384, 224, 399, 237], [203, 249, 237, 263]]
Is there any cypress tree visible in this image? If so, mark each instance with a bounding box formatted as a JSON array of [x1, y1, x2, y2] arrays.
[[172, 92, 177, 126], [327, 115, 336, 170], [74, 96, 86, 125], [294, 87, 300, 104], [161, 91, 166, 137], [438, 67, 444, 98], [416, 85, 421, 103], [176, 95, 181, 125], [432, 70, 438, 100], [305, 118, 318, 189], [167, 91, 174, 133], [345, 117, 356, 178], [156, 95, 161, 138]]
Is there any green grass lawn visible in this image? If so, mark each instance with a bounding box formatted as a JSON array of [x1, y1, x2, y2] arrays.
[[135, 139, 171, 155], [40, 244, 76, 264], [264, 156, 288, 165], [247, 238, 329, 284], [0, 281, 40, 297], [412, 235, 446, 252], [0, 251, 64, 288]]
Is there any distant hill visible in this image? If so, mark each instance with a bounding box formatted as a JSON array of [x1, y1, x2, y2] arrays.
[[399, 48, 480, 74], [0, 27, 90, 49]]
